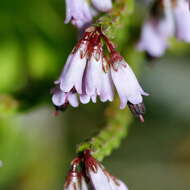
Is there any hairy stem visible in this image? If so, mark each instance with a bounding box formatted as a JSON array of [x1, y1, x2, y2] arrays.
[[77, 99, 133, 161], [95, 0, 134, 41], [77, 0, 136, 161]]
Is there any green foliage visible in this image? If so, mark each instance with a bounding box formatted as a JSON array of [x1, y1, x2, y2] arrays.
[[0, 41, 25, 92], [0, 0, 76, 111], [0, 95, 18, 116], [0, 118, 28, 189]]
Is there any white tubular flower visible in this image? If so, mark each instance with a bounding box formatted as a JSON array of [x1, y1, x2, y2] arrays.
[[63, 152, 129, 190], [60, 43, 88, 94], [64, 166, 81, 190], [111, 59, 148, 109], [137, 0, 174, 57], [65, 0, 93, 28], [80, 176, 89, 190], [91, 0, 112, 12], [100, 67, 114, 102], [84, 48, 103, 97], [137, 19, 168, 57], [83, 150, 129, 190], [84, 150, 114, 190], [87, 165, 111, 190], [51, 27, 148, 120], [158, 0, 175, 37], [81, 51, 115, 104], [64, 0, 112, 28], [52, 86, 79, 109], [174, 0, 190, 42]]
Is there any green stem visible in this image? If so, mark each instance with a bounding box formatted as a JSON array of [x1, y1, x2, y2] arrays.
[[77, 99, 133, 161], [76, 0, 136, 161], [95, 0, 134, 40]]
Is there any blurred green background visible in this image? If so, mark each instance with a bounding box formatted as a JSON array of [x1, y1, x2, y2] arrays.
[[0, 0, 190, 190]]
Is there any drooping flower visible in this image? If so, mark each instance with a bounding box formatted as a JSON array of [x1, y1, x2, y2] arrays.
[[137, 0, 174, 57], [64, 0, 93, 28], [110, 58, 148, 110], [52, 86, 79, 110], [103, 35, 149, 120], [91, 0, 112, 12], [64, 0, 112, 29], [64, 160, 81, 190], [63, 150, 129, 190], [84, 150, 112, 190], [82, 47, 104, 102], [138, 0, 190, 57], [64, 157, 89, 190], [137, 19, 168, 57], [59, 44, 88, 94], [83, 150, 128, 190], [52, 26, 148, 121], [174, 0, 190, 42], [99, 63, 114, 102]]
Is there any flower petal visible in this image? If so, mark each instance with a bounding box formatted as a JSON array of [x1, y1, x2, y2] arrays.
[[65, 0, 93, 28], [91, 94, 97, 103], [111, 60, 147, 109], [55, 54, 73, 84], [100, 70, 114, 102], [85, 53, 102, 96], [109, 179, 128, 190], [158, 0, 174, 38], [137, 20, 168, 57], [60, 44, 87, 94], [92, 0, 112, 12], [174, 0, 190, 42], [68, 93, 79, 107], [87, 166, 111, 190], [52, 88, 66, 106], [80, 94, 91, 104], [80, 176, 88, 190]]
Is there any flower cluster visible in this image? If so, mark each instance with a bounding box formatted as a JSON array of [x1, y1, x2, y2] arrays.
[[51, 26, 148, 121], [64, 150, 128, 190], [138, 0, 190, 57], [65, 0, 112, 29]]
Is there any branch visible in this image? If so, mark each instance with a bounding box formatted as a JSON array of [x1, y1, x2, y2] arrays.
[[77, 99, 133, 161], [76, 0, 136, 161]]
